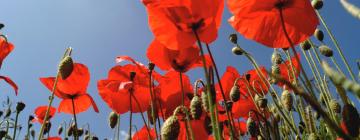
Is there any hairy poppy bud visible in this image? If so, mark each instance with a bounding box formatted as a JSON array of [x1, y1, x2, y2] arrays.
[[271, 50, 283, 64], [330, 100, 341, 113], [229, 33, 238, 44], [247, 118, 258, 137], [308, 133, 320, 140], [92, 136, 99, 140], [0, 23, 4, 30], [30, 129, 35, 138], [319, 45, 333, 57], [201, 92, 209, 112], [314, 29, 324, 42], [190, 95, 202, 120], [148, 62, 155, 71], [58, 125, 63, 135], [232, 46, 243, 55], [301, 40, 312, 50], [230, 85, 241, 102], [271, 64, 280, 75], [0, 130, 6, 140], [255, 95, 267, 109], [16, 102, 26, 113], [281, 90, 293, 111], [58, 56, 74, 79], [0, 111, 3, 118], [342, 104, 360, 137], [312, 0, 323, 10], [77, 128, 84, 137], [161, 115, 180, 140], [306, 106, 316, 133], [28, 115, 35, 122], [44, 122, 52, 135], [67, 125, 73, 136], [108, 111, 119, 129]]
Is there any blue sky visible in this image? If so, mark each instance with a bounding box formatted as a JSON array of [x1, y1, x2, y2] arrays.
[[1, 0, 359, 139]]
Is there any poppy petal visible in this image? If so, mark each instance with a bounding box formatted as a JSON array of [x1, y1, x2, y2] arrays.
[[56, 63, 90, 95], [58, 94, 95, 114], [0, 76, 18, 95], [0, 38, 14, 69]]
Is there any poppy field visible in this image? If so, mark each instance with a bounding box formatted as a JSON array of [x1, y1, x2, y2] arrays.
[[1, 0, 360, 140]]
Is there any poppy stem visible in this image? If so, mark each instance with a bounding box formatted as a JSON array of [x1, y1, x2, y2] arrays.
[[130, 94, 152, 139], [12, 111, 19, 140], [71, 98, 79, 140], [129, 91, 133, 140], [316, 11, 357, 82], [205, 44, 237, 139], [192, 29, 222, 140], [38, 47, 72, 140], [179, 72, 195, 140], [148, 70, 159, 140]]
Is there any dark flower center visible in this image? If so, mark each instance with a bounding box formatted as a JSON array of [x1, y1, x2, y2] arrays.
[[275, 0, 290, 9]]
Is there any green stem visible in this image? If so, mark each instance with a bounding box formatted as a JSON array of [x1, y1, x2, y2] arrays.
[[129, 93, 133, 140], [148, 71, 159, 140], [131, 94, 152, 139], [71, 98, 79, 140], [179, 72, 194, 140], [12, 112, 19, 140]]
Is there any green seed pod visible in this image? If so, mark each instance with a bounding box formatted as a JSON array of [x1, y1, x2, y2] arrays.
[[246, 118, 258, 137], [271, 50, 283, 64], [312, 0, 323, 10], [301, 40, 312, 50], [229, 34, 238, 44], [330, 100, 341, 113], [319, 45, 333, 57], [255, 95, 267, 109], [58, 56, 74, 79], [190, 95, 202, 120], [16, 102, 26, 113], [230, 85, 241, 102], [281, 90, 293, 111], [201, 92, 209, 112], [108, 111, 119, 129], [148, 62, 155, 71], [161, 115, 180, 140], [232, 47, 243, 55], [308, 133, 320, 140], [0, 23, 4, 30], [314, 29, 324, 42], [342, 104, 360, 137]]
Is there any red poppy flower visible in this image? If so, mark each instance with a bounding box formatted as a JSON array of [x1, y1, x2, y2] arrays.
[[228, 0, 319, 48], [98, 56, 157, 115], [157, 71, 192, 118], [40, 63, 99, 114], [143, 0, 224, 50], [277, 53, 301, 88], [46, 136, 62, 140], [232, 97, 257, 119], [147, 40, 212, 73], [0, 37, 14, 69], [33, 106, 56, 124], [132, 126, 156, 140], [178, 118, 209, 140]]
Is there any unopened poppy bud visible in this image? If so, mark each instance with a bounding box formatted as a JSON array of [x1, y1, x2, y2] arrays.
[[16, 102, 26, 113], [0, 131, 6, 140], [232, 46, 243, 55], [312, 0, 323, 10], [271, 50, 283, 64], [28, 115, 35, 122], [148, 62, 155, 71], [301, 40, 312, 50], [330, 100, 341, 113], [255, 95, 267, 109], [247, 118, 258, 137], [58, 56, 74, 79], [230, 85, 241, 102], [314, 29, 324, 42], [0, 111, 3, 118], [108, 111, 119, 129], [0, 23, 4, 30], [271, 64, 280, 75], [342, 104, 360, 137], [77, 128, 84, 137], [201, 92, 209, 112], [190, 95, 202, 120], [44, 122, 52, 134], [67, 125, 73, 136], [319, 45, 333, 57], [229, 33, 238, 44], [161, 115, 180, 140], [308, 133, 320, 140], [58, 125, 63, 135], [281, 90, 293, 111], [204, 116, 212, 134], [129, 71, 136, 81], [92, 136, 99, 140], [30, 129, 35, 138]]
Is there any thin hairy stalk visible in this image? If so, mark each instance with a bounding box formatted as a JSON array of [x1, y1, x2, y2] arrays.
[[131, 94, 152, 139], [192, 29, 221, 140], [38, 47, 72, 140], [12, 112, 19, 140], [205, 43, 236, 139], [129, 91, 133, 140], [148, 71, 159, 140], [71, 98, 79, 140], [179, 72, 194, 140]]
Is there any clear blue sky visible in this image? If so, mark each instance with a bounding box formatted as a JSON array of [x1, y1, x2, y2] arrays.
[[1, 0, 359, 139]]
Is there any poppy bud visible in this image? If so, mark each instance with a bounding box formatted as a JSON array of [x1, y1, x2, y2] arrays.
[[161, 115, 180, 140], [255, 95, 267, 109], [190, 95, 202, 120], [330, 100, 341, 113], [229, 33, 238, 44], [108, 111, 119, 129], [342, 104, 360, 137], [58, 56, 74, 80], [67, 125, 73, 136], [148, 62, 155, 71], [301, 40, 312, 50], [204, 116, 212, 134], [28, 115, 35, 122], [77, 128, 84, 137], [247, 118, 258, 137], [271, 50, 283, 64], [281, 90, 293, 111], [0, 111, 3, 118], [319, 45, 333, 57], [0, 23, 4, 30], [92, 136, 99, 140], [314, 29, 324, 42], [230, 85, 241, 102], [201, 92, 209, 112], [271, 64, 281, 75], [44, 122, 52, 134], [16, 102, 26, 113], [30, 129, 35, 138], [232, 46, 243, 55], [312, 0, 323, 10], [129, 71, 136, 81], [0, 130, 6, 140], [58, 125, 63, 135], [308, 133, 320, 140]]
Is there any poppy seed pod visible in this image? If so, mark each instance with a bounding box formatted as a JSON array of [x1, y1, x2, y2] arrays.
[[314, 29, 324, 42], [232, 46, 243, 55], [301, 40, 312, 51], [271, 50, 283, 64], [312, 0, 323, 10], [58, 56, 74, 80], [229, 33, 238, 44], [129, 71, 136, 81], [247, 118, 258, 137], [330, 100, 341, 113], [148, 62, 155, 71], [271, 64, 281, 75], [230, 85, 241, 102], [255, 95, 268, 109], [342, 104, 360, 137], [58, 125, 63, 135], [0, 23, 4, 30], [161, 115, 180, 140], [16, 102, 26, 113], [190, 95, 202, 120], [319, 45, 333, 57], [28, 115, 35, 122], [77, 128, 84, 137], [281, 90, 293, 111], [201, 92, 209, 112], [108, 111, 118, 129]]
